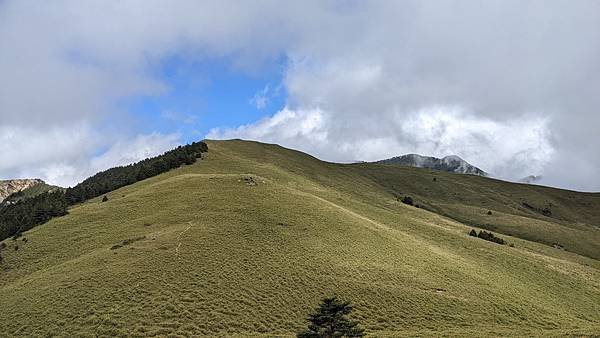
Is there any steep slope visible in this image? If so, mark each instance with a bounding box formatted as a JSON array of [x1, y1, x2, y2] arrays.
[[375, 154, 488, 176], [0, 140, 598, 337]]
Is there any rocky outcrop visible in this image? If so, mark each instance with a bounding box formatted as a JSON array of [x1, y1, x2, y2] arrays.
[[0, 179, 44, 202], [374, 154, 488, 176]]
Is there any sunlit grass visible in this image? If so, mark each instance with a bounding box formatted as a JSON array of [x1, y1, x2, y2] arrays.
[[0, 139, 598, 336]]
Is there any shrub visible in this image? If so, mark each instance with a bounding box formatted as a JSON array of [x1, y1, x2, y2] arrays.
[[487, 210, 492, 215], [469, 229, 477, 237], [297, 295, 364, 338], [522, 202, 552, 216], [401, 196, 414, 206], [110, 236, 146, 250], [102, 196, 109, 202], [477, 230, 505, 245]]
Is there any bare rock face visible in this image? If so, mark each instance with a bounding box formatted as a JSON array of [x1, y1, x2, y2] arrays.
[[374, 154, 488, 176], [0, 179, 44, 202]]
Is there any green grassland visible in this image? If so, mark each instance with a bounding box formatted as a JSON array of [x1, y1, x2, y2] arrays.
[[0, 139, 599, 337]]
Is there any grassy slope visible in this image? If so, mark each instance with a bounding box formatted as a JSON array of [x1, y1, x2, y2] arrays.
[[0, 139, 598, 337], [350, 164, 600, 260]]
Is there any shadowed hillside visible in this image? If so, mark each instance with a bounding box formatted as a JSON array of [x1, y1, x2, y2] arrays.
[[0, 139, 598, 337]]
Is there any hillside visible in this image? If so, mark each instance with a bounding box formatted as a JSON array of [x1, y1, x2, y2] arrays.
[[374, 154, 488, 176], [0, 139, 598, 337], [0, 179, 48, 203]]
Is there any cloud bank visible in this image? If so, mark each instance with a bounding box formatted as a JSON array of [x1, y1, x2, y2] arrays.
[[1, 1, 599, 190]]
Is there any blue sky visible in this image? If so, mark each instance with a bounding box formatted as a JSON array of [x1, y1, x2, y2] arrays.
[[123, 55, 287, 144]]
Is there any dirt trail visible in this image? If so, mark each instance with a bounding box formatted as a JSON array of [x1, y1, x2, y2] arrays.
[[175, 221, 194, 259]]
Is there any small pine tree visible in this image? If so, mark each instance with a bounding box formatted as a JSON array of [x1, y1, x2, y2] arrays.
[[469, 229, 477, 237], [102, 195, 109, 202], [297, 295, 365, 338]]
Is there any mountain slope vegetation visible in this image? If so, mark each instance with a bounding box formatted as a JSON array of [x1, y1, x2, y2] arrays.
[[0, 139, 598, 337], [0, 141, 208, 242]]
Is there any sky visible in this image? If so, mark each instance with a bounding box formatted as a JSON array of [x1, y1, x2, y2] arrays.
[[1, 1, 599, 191]]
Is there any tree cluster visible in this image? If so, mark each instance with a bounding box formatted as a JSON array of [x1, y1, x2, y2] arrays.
[[0, 141, 208, 242], [65, 141, 208, 204], [469, 229, 506, 245], [0, 191, 68, 241], [521, 202, 552, 216]]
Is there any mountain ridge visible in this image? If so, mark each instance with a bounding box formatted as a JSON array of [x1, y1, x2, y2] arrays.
[[0, 178, 45, 203], [374, 153, 488, 176]]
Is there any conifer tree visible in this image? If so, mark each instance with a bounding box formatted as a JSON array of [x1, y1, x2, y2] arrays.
[[297, 295, 365, 338]]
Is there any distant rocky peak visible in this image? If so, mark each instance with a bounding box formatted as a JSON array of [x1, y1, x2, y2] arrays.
[[0, 178, 44, 202], [374, 154, 488, 176]]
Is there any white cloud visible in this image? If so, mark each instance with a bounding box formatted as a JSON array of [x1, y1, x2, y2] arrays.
[[250, 84, 271, 110], [0, 124, 179, 187], [161, 110, 197, 125], [209, 106, 554, 181], [89, 132, 181, 175], [208, 107, 328, 144], [1, 1, 599, 190]]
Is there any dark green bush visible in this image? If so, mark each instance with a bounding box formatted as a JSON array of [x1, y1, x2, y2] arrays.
[[477, 230, 505, 245], [401, 196, 414, 206]]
